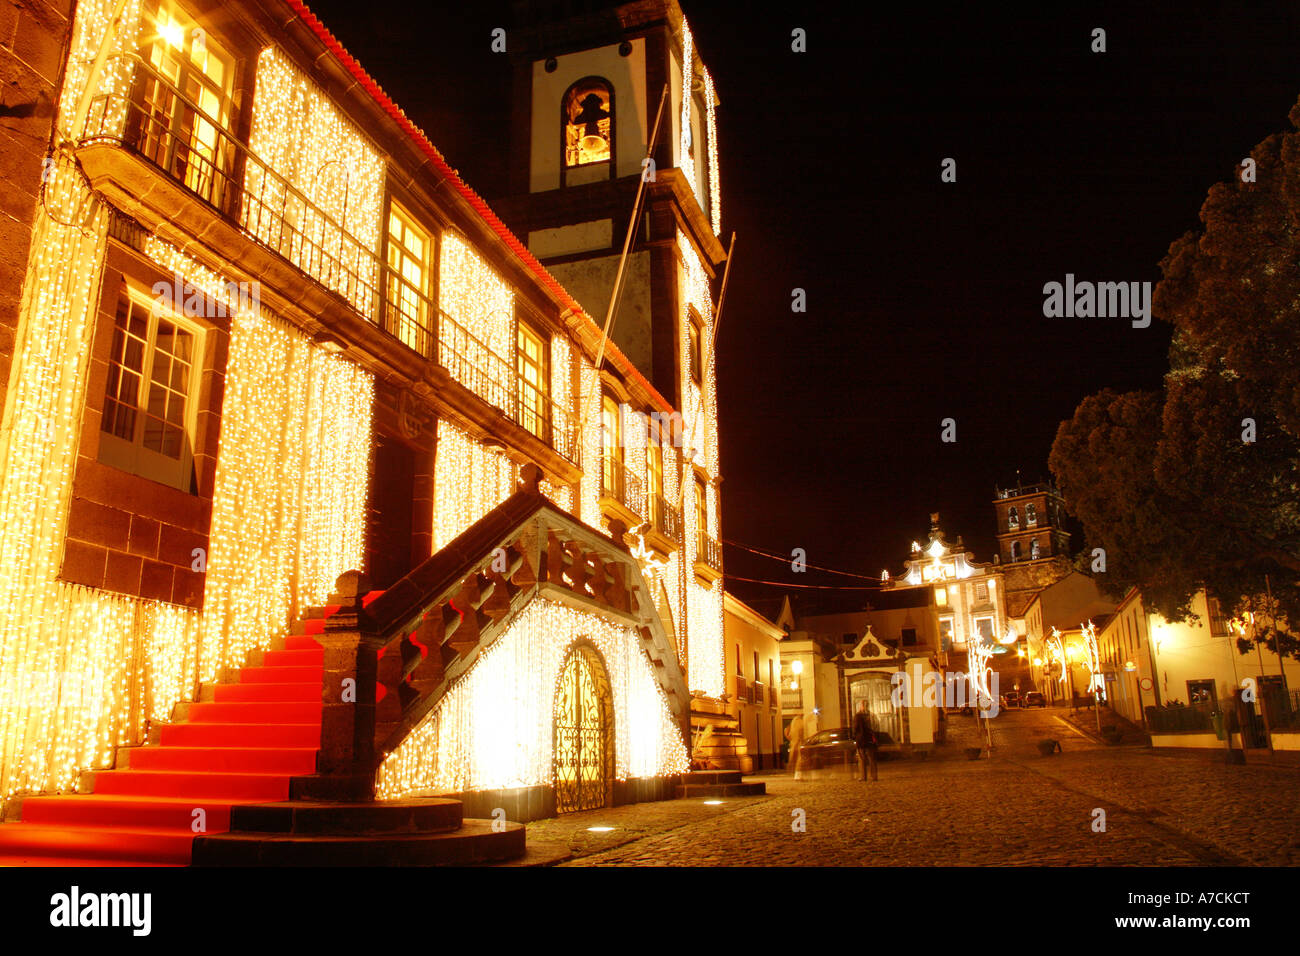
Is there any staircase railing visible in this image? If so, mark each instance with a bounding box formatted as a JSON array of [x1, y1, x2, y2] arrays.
[[310, 466, 687, 794]]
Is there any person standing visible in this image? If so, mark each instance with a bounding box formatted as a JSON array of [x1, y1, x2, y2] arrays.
[[786, 714, 806, 780], [852, 701, 878, 782]]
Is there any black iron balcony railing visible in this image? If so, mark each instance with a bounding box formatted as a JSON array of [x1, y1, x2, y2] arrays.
[[599, 454, 644, 516], [80, 53, 579, 466], [697, 534, 723, 572], [649, 494, 682, 544], [439, 310, 580, 463], [82, 54, 384, 322]]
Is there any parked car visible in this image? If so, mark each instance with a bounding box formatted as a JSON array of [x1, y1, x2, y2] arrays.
[[799, 726, 896, 769], [1000, 692, 1020, 708], [1023, 691, 1047, 708]]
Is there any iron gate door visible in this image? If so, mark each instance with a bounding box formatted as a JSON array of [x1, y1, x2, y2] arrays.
[[554, 648, 611, 813]]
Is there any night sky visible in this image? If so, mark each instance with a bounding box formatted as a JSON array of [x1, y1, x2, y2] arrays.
[[303, 0, 1300, 617]]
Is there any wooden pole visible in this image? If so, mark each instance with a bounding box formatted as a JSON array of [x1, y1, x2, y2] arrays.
[[584, 84, 669, 404]]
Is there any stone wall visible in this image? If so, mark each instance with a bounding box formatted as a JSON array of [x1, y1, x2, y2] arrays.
[[0, 0, 73, 418]]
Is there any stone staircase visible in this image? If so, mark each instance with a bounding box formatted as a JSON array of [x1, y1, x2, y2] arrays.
[[676, 769, 765, 799], [0, 597, 525, 867], [684, 696, 765, 797], [690, 696, 753, 773]]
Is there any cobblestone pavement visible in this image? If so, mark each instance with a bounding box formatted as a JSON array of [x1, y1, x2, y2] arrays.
[[509, 706, 1300, 866]]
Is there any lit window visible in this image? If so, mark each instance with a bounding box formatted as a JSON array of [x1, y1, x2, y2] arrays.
[[1026, 503, 1038, 527], [385, 202, 434, 355], [100, 285, 204, 492], [601, 394, 622, 498], [974, 617, 995, 642], [935, 587, 948, 606], [564, 78, 612, 167], [136, 0, 235, 205], [694, 474, 708, 549], [1207, 595, 1231, 637], [516, 322, 549, 441], [975, 581, 989, 602], [648, 439, 663, 502], [688, 309, 703, 384]]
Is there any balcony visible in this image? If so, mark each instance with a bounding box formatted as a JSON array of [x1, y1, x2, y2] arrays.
[[695, 534, 723, 583], [645, 493, 682, 553], [438, 309, 579, 464], [599, 454, 644, 526], [734, 675, 748, 704], [78, 53, 579, 467]]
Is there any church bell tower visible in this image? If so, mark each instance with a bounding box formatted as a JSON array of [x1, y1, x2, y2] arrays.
[[493, 0, 728, 407]]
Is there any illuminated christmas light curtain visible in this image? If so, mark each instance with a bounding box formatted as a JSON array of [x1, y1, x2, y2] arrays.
[[438, 232, 515, 411], [677, 231, 725, 697], [199, 301, 373, 681], [61, 0, 143, 141], [578, 358, 604, 526], [679, 21, 697, 207], [679, 232, 717, 477], [0, 152, 204, 797], [678, 18, 721, 236], [703, 68, 721, 235], [433, 419, 515, 551], [0, 0, 219, 798], [375, 598, 688, 797], [432, 418, 576, 550], [245, 46, 384, 318]]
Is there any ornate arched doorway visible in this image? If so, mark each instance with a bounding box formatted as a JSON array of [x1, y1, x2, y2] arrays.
[[553, 641, 615, 813]]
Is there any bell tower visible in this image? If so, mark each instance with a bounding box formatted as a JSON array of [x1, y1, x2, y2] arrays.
[[493, 0, 727, 406], [993, 479, 1071, 565]]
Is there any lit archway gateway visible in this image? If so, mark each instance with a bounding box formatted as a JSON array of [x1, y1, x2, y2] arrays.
[[371, 470, 691, 819], [553, 641, 615, 812]]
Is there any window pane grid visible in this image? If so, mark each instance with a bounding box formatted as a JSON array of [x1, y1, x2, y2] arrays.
[[517, 324, 549, 441], [102, 296, 151, 441]]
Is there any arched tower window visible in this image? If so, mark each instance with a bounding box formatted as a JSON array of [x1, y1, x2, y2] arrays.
[[563, 78, 613, 180], [1026, 503, 1037, 527], [1008, 506, 1019, 530]]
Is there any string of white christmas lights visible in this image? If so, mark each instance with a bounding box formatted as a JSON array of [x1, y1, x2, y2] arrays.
[[245, 45, 385, 319], [375, 597, 687, 798]]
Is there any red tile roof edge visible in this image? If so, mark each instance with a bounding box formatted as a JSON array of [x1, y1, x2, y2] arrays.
[[284, 0, 675, 414]]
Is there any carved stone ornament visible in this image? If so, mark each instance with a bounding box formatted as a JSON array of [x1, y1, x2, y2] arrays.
[[399, 389, 433, 440]]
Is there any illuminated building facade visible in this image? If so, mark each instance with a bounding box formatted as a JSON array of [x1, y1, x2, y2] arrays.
[[993, 479, 1074, 629], [0, 0, 728, 825], [787, 588, 945, 755], [494, 0, 727, 703], [889, 512, 1008, 662], [722, 593, 784, 770]]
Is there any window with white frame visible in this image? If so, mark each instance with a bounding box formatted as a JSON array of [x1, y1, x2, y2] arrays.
[[99, 283, 205, 492]]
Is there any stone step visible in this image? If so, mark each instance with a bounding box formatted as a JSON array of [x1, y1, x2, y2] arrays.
[[192, 818, 525, 866], [691, 712, 740, 729], [676, 781, 766, 799], [227, 798, 463, 835], [682, 770, 745, 785], [695, 742, 749, 757]]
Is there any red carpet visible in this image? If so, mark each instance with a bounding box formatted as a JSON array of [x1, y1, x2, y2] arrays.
[[0, 592, 392, 868]]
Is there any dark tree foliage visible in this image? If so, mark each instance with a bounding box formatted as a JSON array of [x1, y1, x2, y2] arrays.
[[1050, 99, 1300, 659]]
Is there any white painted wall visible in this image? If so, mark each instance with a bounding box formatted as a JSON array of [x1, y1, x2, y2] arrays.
[[530, 39, 648, 192]]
